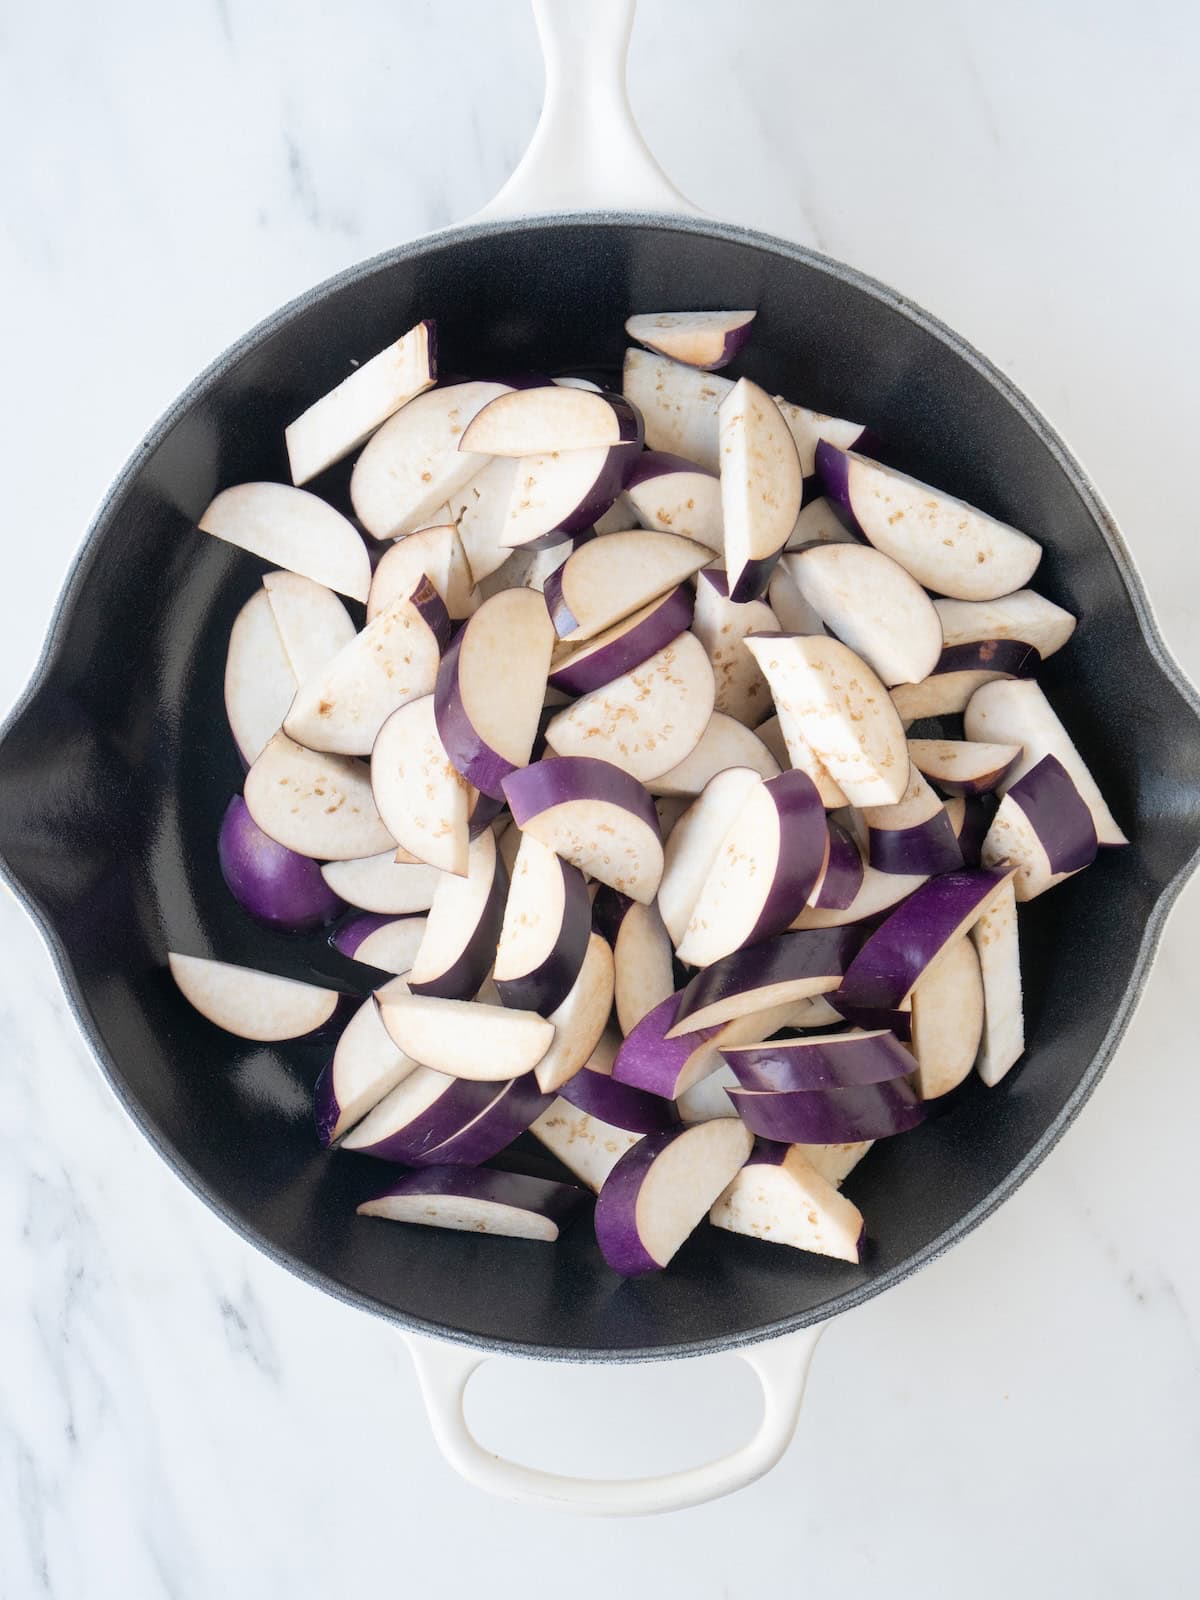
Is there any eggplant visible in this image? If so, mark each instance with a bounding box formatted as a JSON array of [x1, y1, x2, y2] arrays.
[[313, 997, 417, 1148], [624, 309, 756, 371], [408, 829, 506, 999], [744, 634, 909, 807], [728, 1076, 925, 1144], [376, 986, 555, 1082], [459, 385, 641, 455], [624, 453, 723, 547], [218, 795, 343, 930], [199, 482, 372, 601], [494, 832, 591, 1014], [351, 380, 512, 538], [341, 1066, 522, 1163], [408, 1074, 554, 1169], [262, 570, 356, 681], [502, 756, 664, 904], [965, 677, 1128, 846], [709, 1140, 865, 1263], [371, 697, 472, 875], [622, 348, 733, 472], [548, 585, 694, 696], [367, 524, 478, 623], [331, 913, 428, 975], [980, 753, 1099, 900], [908, 738, 1022, 797], [531, 933, 615, 1094], [674, 771, 829, 967], [722, 1029, 914, 1093], [856, 765, 964, 876], [357, 1166, 587, 1242], [646, 711, 779, 798], [594, 1120, 753, 1276], [530, 1100, 644, 1192], [718, 378, 803, 600], [657, 765, 764, 945], [816, 443, 1042, 601], [223, 588, 297, 767], [245, 733, 396, 861], [435, 588, 555, 798], [591, 889, 675, 1034], [691, 570, 777, 725], [320, 851, 441, 915], [285, 578, 450, 755], [167, 952, 346, 1043], [971, 877, 1025, 1087], [910, 935, 984, 1099], [544, 631, 716, 782], [285, 318, 436, 485], [544, 529, 714, 642], [934, 590, 1076, 662], [835, 867, 1016, 1012], [783, 543, 943, 687], [670, 927, 856, 1033]]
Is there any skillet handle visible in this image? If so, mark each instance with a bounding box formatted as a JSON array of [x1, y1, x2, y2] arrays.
[[473, 0, 700, 221], [405, 1323, 825, 1516]]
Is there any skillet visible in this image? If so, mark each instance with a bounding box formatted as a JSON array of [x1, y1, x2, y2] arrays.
[[1, 0, 1198, 1514]]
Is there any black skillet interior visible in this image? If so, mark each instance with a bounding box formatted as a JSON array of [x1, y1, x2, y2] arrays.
[[1, 216, 1198, 1361]]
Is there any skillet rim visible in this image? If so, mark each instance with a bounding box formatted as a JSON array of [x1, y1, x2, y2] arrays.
[[1, 211, 1198, 1363]]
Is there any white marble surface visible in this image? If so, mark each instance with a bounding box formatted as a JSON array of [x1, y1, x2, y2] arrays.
[[2, 0, 1199, 1592]]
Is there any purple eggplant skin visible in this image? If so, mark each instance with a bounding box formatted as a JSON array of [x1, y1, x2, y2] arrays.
[[867, 814, 964, 876], [612, 991, 720, 1099], [934, 639, 1040, 678], [558, 1062, 681, 1134], [709, 323, 754, 370], [329, 912, 401, 961], [409, 1074, 553, 1168], [729, 1076, 925, 1143], [743, 1135, 789, 1167], [468, 792, 507, 839], [728, 550, 784, 605], [594, 1130, 679, 1276], [624, 449, 717, 489], [814, 439, 856, 533], [816, 820, 865, 910], [827, 999, 913, 1042], [542, 560, 578, 636], [503, 755, 661, 838], [434, 629, 514, 801], [362, 1162, 588, 1223], [723, 1029, 915, 1092], [548, 585, 695, 696], [745, 770, 829, 943], [672, 927, 857, 1031], [408, 857, 507, 1002], [495, 856, 591, 1016], [1006, 753, 1099, 873], [590, 884, 633, 948], [346, 1071, 501, 1164], [407, 573, 454, 655], [532, 444, 640, 553], [219, 796, 343, 931], [835, 867, 1012, 1013]]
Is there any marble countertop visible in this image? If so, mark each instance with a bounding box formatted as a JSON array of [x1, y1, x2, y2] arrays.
[[2, 0, 1198, 1593]]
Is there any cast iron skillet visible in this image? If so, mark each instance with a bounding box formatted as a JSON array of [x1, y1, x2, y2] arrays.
[[1, 0, 1198, 1514]]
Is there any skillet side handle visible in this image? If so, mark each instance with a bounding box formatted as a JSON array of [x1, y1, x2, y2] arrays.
[[405, 1323, 826, 1516], [473, 0, 700, 222]]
